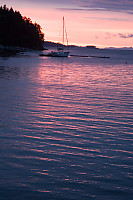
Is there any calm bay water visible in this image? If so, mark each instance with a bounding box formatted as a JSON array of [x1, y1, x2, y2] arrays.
[[0, 48, 133, 200]]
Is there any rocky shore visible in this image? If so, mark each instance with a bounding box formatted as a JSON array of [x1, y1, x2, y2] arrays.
[[0, 45, 31, 57]]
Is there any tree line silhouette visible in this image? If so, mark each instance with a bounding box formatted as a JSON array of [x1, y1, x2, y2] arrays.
[[0, 5, 44, 50]]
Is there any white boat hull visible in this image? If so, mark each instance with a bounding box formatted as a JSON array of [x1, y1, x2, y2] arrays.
[[48, 51, 69, 57]]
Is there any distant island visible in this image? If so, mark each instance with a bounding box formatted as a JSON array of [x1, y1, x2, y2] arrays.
[[0, 5, 44, 50]]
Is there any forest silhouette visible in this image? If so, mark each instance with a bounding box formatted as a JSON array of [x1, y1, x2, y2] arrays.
[[0, 5, 44, 50]]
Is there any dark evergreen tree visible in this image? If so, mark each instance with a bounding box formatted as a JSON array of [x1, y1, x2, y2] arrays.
[[0, 5, 44, 50]]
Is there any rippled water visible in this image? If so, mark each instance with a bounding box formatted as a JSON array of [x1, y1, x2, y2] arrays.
[[0, 48, 133, 200]]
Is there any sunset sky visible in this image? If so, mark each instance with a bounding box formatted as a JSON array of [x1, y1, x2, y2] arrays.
[[1, 0, 133, 48]]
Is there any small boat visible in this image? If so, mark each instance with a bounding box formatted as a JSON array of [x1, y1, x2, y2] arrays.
[[47, 17, 70, 57], [47, 48, 69, 57]]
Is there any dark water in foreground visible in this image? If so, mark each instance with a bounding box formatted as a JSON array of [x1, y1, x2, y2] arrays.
[[0, 48, 133, 200]]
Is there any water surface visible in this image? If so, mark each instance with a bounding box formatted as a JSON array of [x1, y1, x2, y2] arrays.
[[0, 48, 133, 200]]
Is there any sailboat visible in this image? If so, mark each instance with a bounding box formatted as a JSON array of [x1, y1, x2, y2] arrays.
[[47, 17, 70, 57]]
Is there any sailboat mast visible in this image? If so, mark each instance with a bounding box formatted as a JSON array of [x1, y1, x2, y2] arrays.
[[63, 16, 64, 45]]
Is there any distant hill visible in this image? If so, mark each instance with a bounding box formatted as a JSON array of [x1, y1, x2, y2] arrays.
[[43, 41, 74, 48], [43, 41, 64, 48], [43, 41, 99, 49], [0, 5, 44, 50], [86, 45, 97, 49], [43, 41, 91, 48]]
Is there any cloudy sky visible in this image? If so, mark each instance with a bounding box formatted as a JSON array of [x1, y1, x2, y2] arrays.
[[1, 0, 133, 47]]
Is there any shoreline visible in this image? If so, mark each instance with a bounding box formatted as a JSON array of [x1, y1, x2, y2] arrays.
[[0, 45, 45, 57]]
